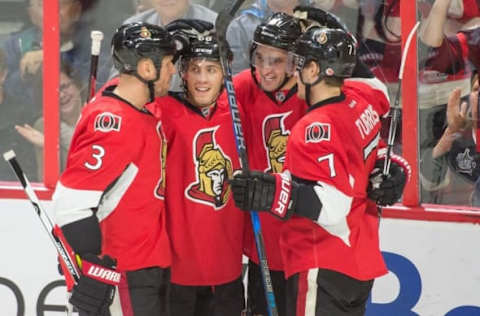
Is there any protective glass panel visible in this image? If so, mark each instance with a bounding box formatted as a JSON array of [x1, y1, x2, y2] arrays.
[[417, 0, 480, 207]]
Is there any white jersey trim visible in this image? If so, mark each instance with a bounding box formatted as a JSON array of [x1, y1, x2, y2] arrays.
[[53, 182, 102, 227], [97, 163, 138, 222], [313, 181, 352, 247], [305, 268, 319, 316], [347, 77, 390, 118]]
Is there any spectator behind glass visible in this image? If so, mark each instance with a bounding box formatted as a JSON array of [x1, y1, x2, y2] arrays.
[[310, 0, 360, 32], [118, 0, 217, 92], [0, 48, 38, 181], [226, 0, 307, 75], [2, 0, 90, 109], [419, 73, 480, 205], [15, 62, 83, 180], [417, 0, 480, 203], [76, 0, 135, 87]]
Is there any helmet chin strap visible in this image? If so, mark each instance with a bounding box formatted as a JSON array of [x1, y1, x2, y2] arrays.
[[298, 71, 323, 107], [133, 62, 161, 103]]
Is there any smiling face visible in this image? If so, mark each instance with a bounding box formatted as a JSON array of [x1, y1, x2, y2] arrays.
[[183, 58, 224, 108], [252, 44, 289, 92], [59, 72, 81, 120]]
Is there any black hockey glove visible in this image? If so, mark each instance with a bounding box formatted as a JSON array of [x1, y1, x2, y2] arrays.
[[69, 254, 120, 316], [368, 154, 410, 206], [229, 171, 297, 220], [293, 6, 348, 31], [166, 19, 214, 56]]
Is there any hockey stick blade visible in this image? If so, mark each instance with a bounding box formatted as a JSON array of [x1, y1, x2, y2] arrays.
[[215, 2, 279, 316]]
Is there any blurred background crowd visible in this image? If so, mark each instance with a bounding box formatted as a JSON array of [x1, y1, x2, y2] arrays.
[[1, 0, 479, 208]]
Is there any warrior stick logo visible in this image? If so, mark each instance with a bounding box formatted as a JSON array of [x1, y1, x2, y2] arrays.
[[186, 126, 233, 209], [263, 112, 291, 173]]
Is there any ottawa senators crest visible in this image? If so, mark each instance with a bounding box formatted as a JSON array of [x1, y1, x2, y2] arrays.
[[262, 112, 291, 173], [154, 122, 167, 199], [185, 126, 233, 209]]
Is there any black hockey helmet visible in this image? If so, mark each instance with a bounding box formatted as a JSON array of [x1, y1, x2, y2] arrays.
[[289, 26, 357, 79], [112, 22, 176, 74], [166, 19, 232, 65], [252, 12, 303, 51]]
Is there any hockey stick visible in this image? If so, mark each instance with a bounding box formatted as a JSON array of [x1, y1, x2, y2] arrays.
[[215, 2, 279, 316], [3, 150, 80, 315], [383, 21, 420, 175], [87, 30, 104, 102]]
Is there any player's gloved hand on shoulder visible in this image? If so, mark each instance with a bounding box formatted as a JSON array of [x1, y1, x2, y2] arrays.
[[69, 254, 120, 316], [293, 6, 347, 31], [229, 170, 297, 220], [367, 154, 411, 206]]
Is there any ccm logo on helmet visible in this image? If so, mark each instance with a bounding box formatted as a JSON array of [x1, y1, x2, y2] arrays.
[[94, 112, 122, 133], [305, 122, 330, 143]]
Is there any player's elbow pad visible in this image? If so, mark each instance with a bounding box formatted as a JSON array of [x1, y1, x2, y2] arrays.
[[291, 177, 323, 221], [61, 214, 102, 256]]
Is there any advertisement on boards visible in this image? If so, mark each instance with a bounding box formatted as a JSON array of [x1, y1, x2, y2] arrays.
[[1, 199, 480, 315]]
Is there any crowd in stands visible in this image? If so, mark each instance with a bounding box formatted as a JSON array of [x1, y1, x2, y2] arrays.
[[1, 0, 479, 207]]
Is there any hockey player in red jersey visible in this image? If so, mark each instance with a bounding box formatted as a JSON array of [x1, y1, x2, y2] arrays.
[[52, 22, 176, 316], [147, 19, 246, 316], [232, 12, 307, 316], [230, 7, 409, 316]]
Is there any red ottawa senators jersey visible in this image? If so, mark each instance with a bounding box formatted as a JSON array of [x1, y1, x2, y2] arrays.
[[148, 92, 247, 286], [53, 85, 170, 272], [281, 78, 390, 280], [233, 69, 308, 270]]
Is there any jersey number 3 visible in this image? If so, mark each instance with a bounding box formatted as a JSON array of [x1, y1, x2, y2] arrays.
[[84, 145, 105, 170]]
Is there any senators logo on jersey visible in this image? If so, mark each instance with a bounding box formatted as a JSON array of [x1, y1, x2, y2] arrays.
[[186, 127, 233, 209], [94, 112, 122, 132], [263, 112, 291, 173], [154, 122, 167, 199], [305, 122, 331, 143]]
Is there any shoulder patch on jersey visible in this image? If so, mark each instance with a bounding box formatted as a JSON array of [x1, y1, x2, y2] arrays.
[[305, 122, 331, 143], [94, 112, 122, 133]]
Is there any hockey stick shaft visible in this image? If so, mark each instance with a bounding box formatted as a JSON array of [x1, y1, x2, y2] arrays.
[[215, 2, 278, 316], [2, 150, 80, 289], [383, 21, 420, 175], [87, 31, 104, 102]]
